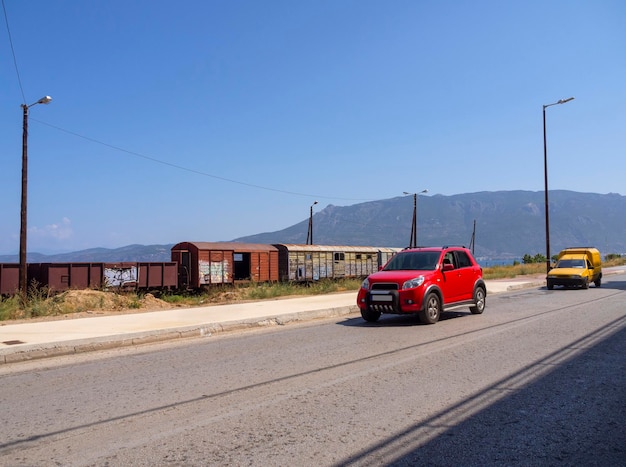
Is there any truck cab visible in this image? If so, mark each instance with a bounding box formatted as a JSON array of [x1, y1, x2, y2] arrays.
[[546, 247, 602, 290]]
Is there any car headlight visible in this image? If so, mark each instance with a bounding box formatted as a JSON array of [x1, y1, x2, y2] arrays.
[[361, 278, 370, 290], [403, 276, 424, 290]]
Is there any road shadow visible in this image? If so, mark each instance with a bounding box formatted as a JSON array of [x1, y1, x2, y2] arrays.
[[340, 310, 471, 328], [597, 279, 626, 291], [337, 317, 626, 466], [544, 279, 626, 292]]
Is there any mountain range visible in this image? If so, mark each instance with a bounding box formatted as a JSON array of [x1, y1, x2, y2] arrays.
[[1, 190, 624, 263]]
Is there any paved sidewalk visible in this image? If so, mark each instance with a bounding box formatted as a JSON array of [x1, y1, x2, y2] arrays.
[[0, 277, 545, 364]]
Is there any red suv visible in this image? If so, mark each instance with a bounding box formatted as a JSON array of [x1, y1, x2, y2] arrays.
[[357, 246, 486, 324]]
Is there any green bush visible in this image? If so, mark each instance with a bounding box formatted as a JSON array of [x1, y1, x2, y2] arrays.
[[522, 253, 548, 264], [0, 295, 22, 320]]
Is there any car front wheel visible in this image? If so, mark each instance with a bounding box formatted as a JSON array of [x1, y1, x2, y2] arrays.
[[470, 286, 486, 314], [419, 292, 441, 324], [361, 307, 381, 323]]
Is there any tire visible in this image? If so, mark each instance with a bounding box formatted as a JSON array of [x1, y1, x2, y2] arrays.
[[361, 307, 381, 323], [470, 286, 486, 314], [547, 280, 554, 290], [419, 292, 441, 324], [594, 277, 602, 287], [582, 278, 589, 289]]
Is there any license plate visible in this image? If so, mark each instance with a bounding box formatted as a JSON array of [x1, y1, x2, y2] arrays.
[[371, 295, 393, 302]]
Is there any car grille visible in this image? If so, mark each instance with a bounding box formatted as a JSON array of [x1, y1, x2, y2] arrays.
[[371, 283, 399, 291], [369, 303, 396, 313]]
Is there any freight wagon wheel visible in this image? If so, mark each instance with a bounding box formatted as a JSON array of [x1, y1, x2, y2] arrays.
[[419, 292, 441, 324], [361, 307, 381, 323]]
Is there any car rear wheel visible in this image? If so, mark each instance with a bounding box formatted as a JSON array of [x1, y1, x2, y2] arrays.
[[419, 292, 441, 324], [470, 286, 486, 314], [594, 277, 602, 287], [361, 307, 381, 323]]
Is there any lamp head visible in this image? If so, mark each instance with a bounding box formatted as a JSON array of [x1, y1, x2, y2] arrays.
[[37, 96, 52, 105]]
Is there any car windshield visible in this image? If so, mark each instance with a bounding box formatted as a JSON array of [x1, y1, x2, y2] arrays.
[[557, 259, 585, 268], [383, 251, 440, 271]]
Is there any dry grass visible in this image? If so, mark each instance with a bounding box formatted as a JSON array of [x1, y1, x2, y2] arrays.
[[482, 256, 626, 280], [0, 279, 363, 322], [482, 262, 546, 280]]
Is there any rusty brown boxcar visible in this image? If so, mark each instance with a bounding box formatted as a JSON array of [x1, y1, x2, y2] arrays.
[[28, 263, 105, 292], [137, 262, 178, 289], [0, 263, 19, 296], [171, 242, 279, 289], [273, 244, 401, 282], [25, 262, 178, 293], [101, 262, 178, 289]]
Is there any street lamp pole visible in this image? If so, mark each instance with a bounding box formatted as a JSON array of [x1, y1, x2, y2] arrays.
[[408, 193, 416, 248], [306, 201, 318, 245], [543, 97, 574, 274], [19, 96, 52, 299], [403, 189, 428, 248]]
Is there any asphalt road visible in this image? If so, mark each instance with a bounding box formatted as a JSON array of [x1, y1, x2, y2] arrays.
[[1, 274, 625, 466]]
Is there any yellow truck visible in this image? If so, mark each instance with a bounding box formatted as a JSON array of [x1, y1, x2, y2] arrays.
[[546, 247, 602, 290]]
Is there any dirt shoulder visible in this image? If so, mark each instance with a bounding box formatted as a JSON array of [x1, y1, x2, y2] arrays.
[[2, 288, 350, 325]]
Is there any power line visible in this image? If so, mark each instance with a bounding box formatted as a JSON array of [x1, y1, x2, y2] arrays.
[[2, 0, 26, 102], [3, 0, 376, 204], [31, 117, 376, 202]]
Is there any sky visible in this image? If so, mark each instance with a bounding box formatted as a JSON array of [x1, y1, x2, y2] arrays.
[[1, 0, 624, 254]]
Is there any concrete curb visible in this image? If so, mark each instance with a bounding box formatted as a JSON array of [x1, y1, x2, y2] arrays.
[[506, 280, 546, 291], [1, 305, 359, 364]]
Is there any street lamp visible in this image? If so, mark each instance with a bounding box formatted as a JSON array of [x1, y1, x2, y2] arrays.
[[403, 189, 428, 248], [306, 201, 318, 245], [543, 97, 574, 274], [19, 95, 52, 299]]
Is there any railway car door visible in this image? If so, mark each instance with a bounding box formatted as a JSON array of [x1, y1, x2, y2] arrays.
[[233, 253, 251, 280], [178, 251, 191, 288], [362, 253, 375, 276], [333, 252, 346, 278]]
